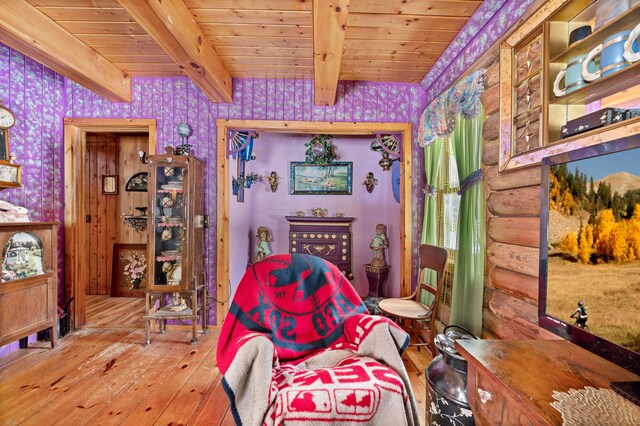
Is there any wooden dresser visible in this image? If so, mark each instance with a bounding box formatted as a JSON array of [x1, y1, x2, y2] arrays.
[[455, 339, 640, 425], [0, 222, 58, 348], [285, 216, 354, 280]]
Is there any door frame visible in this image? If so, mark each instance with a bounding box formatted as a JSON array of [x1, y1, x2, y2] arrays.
[[64, 118, 157, 328], [216, 119, 413, 325]]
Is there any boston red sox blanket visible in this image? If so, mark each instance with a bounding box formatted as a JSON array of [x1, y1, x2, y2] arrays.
[[217, 254, 419, 425]]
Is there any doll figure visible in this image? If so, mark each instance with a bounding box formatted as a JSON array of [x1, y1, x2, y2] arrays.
[[369, 223, 388, 267], [254, 226, 272, 263]]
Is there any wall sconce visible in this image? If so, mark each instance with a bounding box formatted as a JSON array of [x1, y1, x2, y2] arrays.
[[232, 172, 259, 196], [362, 172, 378, 193], [370, 133, 401, 171], [138, 150, 149, 164], [266, 171, 280, 192]]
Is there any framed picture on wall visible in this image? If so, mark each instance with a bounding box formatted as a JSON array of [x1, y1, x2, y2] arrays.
[[0, 162, 21, 188], [111, 243, 147, 297], [290, 162, 353, 195]]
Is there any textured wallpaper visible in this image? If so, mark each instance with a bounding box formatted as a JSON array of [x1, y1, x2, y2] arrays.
[[0, 44, 427, 332]]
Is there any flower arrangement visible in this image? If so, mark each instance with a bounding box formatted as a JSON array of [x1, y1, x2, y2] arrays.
[[122, 251, 147, 287]]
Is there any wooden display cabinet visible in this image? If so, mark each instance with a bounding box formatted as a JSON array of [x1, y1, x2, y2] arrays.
[[143, 150, 208, 345], [0, 222, 58, 348], [499, 0, 640, 170]]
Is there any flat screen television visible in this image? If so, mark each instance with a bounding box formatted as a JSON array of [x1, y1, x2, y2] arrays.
[[539, 136, 640, 376]]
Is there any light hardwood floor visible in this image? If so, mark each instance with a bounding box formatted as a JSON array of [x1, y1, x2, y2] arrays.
[[0, 296, 431, 425]]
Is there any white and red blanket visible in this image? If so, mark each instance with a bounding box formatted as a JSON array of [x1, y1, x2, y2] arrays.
[[217, 254, 419, 425]]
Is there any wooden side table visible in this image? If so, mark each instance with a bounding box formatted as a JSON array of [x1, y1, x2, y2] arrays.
[[364, 264, 390, 297]]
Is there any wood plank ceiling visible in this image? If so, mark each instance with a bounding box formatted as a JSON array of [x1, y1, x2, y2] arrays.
[[10, 0, 482, 104]]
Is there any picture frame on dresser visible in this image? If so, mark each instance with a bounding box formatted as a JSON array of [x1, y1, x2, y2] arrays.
[[289, 161, 353, 195]]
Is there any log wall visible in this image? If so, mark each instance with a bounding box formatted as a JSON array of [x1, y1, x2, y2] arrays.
[[480, 52, 557, 340]]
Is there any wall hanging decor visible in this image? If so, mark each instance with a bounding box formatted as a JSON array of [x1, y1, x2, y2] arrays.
[[0, 102, 22, 190], [125, 172, 148, 192], [265, 170, 280, 192], [227, 129, 259, 202], [102, 175, 118, 195], [305, 134, 337, 164], [290, 162, 353, 195], [370, 133, 401, 171], [362, 172, 378, 193]]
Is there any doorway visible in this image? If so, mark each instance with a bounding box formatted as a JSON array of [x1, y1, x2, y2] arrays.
[[216, 120, 413, 325], [64, 119, 157, 328]]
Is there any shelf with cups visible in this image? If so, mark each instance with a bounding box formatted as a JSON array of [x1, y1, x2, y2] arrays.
[[499, 0, 640, 170]]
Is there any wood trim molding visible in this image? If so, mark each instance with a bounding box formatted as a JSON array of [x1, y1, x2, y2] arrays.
[[313, 0, 350, 106], [215, 119, 412, 325], [64, 118, 157, 328], [0, 0, 131, 102], [117, 0, 232, 103]]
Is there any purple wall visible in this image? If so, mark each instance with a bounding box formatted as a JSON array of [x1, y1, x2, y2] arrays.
[[0, 44, 427, 344], [229, 133, 401, 298]]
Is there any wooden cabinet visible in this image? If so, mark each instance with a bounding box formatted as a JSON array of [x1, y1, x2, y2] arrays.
[[285, 216, 354, 280], [0, 222, 57, 348], [456, 339, 640, 425], [143, 152, 207, 345], [499, 0, 640, 170]]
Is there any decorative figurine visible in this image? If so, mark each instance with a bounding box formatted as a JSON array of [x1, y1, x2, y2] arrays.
[[369, 223, 388, 267], [266, 171, 280, 192], [174, 123, 193, 156], [254, 226, 272, 263], [310, 207, 328, 217], [363, 172, 378, 193], [169, 292, 187, 311]]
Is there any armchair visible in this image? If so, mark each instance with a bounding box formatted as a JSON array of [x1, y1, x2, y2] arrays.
[[216, 254, 419, 425]]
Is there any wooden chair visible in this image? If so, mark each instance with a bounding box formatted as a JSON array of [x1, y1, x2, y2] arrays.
[[378, 244, 448, 356]]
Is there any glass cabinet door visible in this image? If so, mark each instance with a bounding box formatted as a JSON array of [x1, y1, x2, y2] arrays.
[[153, 164, 187, 289]]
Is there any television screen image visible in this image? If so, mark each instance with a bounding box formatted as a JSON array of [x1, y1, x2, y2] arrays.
[[544, 144, 640, 355]]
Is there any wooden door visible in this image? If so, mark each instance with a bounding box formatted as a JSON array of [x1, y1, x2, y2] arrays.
[[85, 133, 150, 296], [85, 134, 118, 295]]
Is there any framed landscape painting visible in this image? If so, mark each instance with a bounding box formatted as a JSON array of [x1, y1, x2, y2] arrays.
[[290, 162, 353, 195]]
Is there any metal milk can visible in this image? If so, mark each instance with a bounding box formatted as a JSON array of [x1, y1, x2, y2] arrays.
[[426, 325, 477, 425]]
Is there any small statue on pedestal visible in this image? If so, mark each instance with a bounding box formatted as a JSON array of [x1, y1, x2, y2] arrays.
[[254, 226, 272, 263], [369, 223, 388, 267]]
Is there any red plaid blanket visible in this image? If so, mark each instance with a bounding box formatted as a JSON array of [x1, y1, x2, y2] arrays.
[[217, 254, 419, 425]]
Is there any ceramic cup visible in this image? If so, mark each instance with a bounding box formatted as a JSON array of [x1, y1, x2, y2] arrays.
[[623, 22, 640, 63], [553, 54, 597, 97], [569, 25, 592, 46], [583, 30, 637, 82]]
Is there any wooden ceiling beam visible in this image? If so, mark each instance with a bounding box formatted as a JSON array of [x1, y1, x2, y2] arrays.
[[0, 0, 131, 102], [313, 0, 350, 106], [117, 0, 232, 103]]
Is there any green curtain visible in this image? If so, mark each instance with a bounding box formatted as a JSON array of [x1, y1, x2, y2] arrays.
[[420, 137, 443, 304], [449, 109, 485, 336]]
